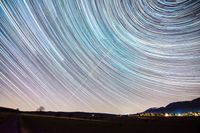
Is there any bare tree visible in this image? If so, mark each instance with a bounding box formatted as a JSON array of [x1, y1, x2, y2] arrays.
[[37, 106, 45, 112]]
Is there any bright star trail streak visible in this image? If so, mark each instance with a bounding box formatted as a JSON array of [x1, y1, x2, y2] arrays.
[[0, 0, 200, 114]]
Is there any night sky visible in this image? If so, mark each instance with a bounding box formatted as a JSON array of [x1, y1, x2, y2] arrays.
[[1, 0, 200, 114]]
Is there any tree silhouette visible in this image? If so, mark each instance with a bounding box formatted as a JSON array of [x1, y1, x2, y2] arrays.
[[37, 106, 45, 112]]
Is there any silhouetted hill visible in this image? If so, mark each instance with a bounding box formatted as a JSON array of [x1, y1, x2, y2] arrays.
[[0, 107, 120, 120], [0, 107, 19, 112], [144, 97, 200, 113]]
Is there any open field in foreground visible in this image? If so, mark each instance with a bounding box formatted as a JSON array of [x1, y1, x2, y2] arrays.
[[0, 111, 200, 133]]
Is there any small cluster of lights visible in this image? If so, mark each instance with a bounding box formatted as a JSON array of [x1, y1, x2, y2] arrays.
[[137, 112, 200, 117]]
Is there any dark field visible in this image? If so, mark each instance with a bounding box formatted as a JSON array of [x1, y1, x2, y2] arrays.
[[0, 111, 200, 133]]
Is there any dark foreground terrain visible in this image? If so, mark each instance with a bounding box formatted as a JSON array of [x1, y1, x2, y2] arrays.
[[0, 109, 200, 133]]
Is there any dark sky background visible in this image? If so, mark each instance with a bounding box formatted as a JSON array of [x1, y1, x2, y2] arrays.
[[1, 0, 200, 114]]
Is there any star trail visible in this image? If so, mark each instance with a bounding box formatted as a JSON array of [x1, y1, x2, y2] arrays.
[[0, 0, 200, 114]]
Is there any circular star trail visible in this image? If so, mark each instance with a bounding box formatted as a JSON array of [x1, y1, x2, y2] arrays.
[[0, 0, 200, 114]]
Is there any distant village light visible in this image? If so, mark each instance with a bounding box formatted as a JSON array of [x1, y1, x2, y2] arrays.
[[164, 113, 169, 117], [177, 113, 182, 117]]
